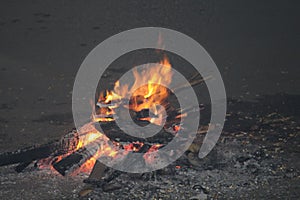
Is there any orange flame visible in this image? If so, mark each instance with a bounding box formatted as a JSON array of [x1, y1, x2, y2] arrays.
[[98, 56, 173, 126]]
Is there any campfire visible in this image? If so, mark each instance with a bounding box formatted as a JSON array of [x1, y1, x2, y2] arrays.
[[0, 54, 204, 179], [51, 55, 183, 176]]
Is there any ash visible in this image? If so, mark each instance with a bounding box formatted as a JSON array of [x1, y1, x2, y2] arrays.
[[0, 95, 299, 199]]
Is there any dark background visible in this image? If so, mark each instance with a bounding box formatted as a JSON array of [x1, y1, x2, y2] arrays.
[[0, 0, 299, 151]]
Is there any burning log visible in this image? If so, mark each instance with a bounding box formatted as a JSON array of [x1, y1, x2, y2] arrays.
[[52, 126, 163, 177], [52, 140, 100, 176], [0, 131, 79, 170], [99, 121, 174, 143], [94, 107, 161, 122]]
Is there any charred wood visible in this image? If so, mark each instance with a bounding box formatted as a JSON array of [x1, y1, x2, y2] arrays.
[[0, 131, 79, 169], [99, 121, 174, 143], [52, 140, 100, 176]]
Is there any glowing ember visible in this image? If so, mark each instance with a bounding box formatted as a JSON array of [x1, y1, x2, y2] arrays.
[[143, 144, 163, 164], [123, 141, 144, 151]]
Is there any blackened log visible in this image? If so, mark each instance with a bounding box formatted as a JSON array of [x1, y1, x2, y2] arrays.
[[99, 121, 174, 143], [85, 160, 107, 182], [0, 131, 79, 168], [0, 142, 58, 167], [52, 141, 100, 176]]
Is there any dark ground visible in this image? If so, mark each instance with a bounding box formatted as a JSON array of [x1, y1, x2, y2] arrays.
[[0, 0, 299, 199]]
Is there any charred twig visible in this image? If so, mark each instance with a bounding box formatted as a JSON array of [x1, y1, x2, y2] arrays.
[[172, 75, 211, 93]]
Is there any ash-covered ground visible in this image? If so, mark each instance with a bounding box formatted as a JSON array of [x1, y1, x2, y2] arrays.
[[0, 94, 299, 199]]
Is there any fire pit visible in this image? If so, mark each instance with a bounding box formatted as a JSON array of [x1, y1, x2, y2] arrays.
[[0, 54, 205, 195], [0, 95, 299, 199]]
